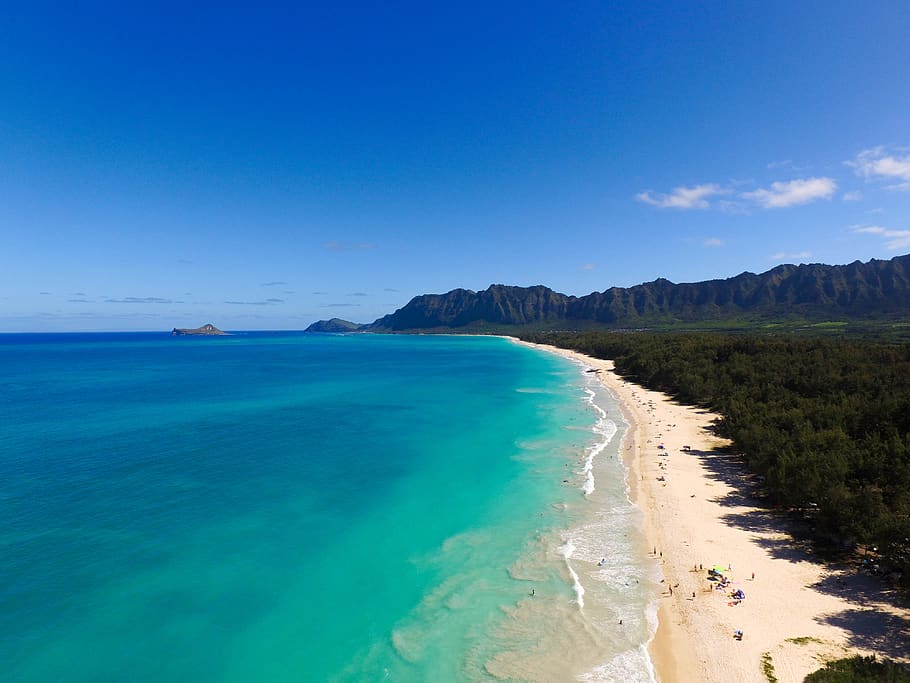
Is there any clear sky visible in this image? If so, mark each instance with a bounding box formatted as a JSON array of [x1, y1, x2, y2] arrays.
[[2, 1, 909, 331]]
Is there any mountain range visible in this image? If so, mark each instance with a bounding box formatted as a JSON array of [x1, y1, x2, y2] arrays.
[[306, 254, 910, 333]]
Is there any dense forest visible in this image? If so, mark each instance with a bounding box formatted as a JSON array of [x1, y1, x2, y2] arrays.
[[519, 331, 910, 585]]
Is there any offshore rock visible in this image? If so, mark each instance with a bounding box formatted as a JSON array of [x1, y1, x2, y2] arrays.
[[172, 324, 226, 336]]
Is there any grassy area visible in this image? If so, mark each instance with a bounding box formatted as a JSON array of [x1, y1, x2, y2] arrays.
[[786, 636, 827, 646]]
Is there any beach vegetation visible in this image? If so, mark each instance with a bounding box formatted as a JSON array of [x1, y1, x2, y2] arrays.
[[804, 655, 910, 682], [786, 636, 826, 646], [761, 651, 779, 682]]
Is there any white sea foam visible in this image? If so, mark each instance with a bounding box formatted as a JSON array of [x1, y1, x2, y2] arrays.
[[566, 371, 660, 683], [578, 385, 618, 496], [557, 538, 585, 609], [576, 644, 658, 683]]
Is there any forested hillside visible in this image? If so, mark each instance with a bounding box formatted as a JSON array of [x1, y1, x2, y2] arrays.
[[352, 254, 910, 331], [521, 331, 910, 584]]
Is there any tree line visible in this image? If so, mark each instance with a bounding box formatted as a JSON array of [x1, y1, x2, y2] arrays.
[[520, 331, 910, 585]]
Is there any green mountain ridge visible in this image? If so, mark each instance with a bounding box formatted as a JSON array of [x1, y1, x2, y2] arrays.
[[306, 254, 910, 332]]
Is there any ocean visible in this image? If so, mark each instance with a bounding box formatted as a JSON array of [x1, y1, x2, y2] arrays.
[[0, 332, 658, 682]]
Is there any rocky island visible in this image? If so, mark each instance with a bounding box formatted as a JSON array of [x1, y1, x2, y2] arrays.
[[171, 323, 226, 336]]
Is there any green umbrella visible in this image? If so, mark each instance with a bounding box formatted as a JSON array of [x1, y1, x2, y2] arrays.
[[712, 565, 726, 573]]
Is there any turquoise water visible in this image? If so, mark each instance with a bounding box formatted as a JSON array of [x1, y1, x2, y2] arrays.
[[0, 333, 657, 682]]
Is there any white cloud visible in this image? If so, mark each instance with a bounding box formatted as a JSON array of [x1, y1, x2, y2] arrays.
[[842, 190, 863, 201], [770, 251, 812, 262], [580, 263, 596, 270], [741, 177, 837, 208], [703, 238, 724, 247], [635, 183, 728, 209], [850, 146, 910, 190], [852, 224, 910, 250]]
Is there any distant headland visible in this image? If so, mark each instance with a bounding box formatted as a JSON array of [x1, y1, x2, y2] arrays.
[[304, 318, 364, 333], [172, 324, 226, 336]]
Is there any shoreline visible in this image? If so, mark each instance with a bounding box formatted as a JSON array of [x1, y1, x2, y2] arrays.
[[513, 338, 909, 682]]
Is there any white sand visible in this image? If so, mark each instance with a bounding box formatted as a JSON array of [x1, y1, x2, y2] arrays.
[[517, 340, 909, 682]]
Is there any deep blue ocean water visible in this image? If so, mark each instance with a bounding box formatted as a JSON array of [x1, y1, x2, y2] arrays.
[[0, 333, 656, 682]]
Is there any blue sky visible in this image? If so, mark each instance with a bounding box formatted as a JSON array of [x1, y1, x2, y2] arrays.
[[2, 1, 909, 331]]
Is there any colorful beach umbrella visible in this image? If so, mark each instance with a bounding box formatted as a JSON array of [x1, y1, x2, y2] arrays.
[[712, 565, 726, 573]]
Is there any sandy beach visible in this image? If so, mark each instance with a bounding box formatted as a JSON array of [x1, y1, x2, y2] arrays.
[[518, 340, 909, 682]]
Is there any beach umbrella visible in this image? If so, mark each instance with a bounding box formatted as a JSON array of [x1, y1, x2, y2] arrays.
[[712, 565, 726, 574]]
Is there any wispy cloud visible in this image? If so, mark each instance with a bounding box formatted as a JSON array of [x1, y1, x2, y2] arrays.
[[224, 299, 282, 306], [323, 241, 376, 251], [717, 199, 750, 215], [580, 263, 596, 270], [39, 291, 51, 295], [850, 146, 910, 191], [770, 251, 812, 262], [852, 224, 910, 250], [636, 183, 728, 209], [349, 292, 368, 297], [261, 281, 287, 287], [842, 190, 863, 201], [703, 238, 724, 248], [383, 287, 399, 292], [766, 159, 811, 172], [324, 303, 361, 308], [104, 296, 182, 304], [767, 159, 792, 169], [741, 177, 836, 208], [312, 291, 329, 295]]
